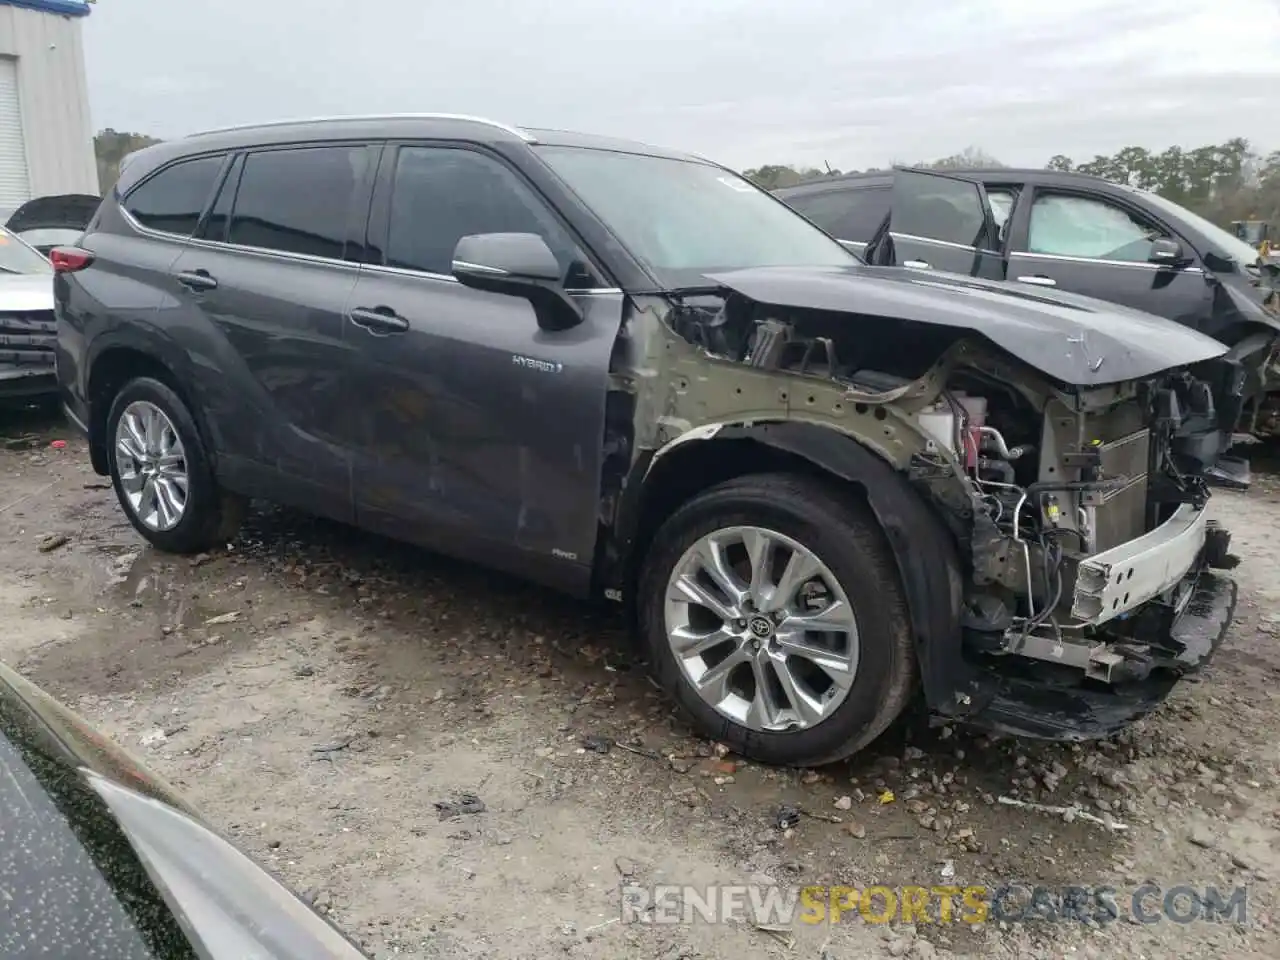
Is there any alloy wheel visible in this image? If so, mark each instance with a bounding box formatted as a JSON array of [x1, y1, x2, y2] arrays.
[[114, 400, 189, 532], [663, 525, 859, 732]]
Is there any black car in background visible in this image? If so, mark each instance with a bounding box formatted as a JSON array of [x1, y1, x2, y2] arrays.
[[0, 660, 368, 959], [776, 168, 1280, 440]]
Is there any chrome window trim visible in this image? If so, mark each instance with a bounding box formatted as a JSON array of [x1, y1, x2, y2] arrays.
[[362, 260, 620, 294], [118, 205, 202, 246], [121, 206, 360, 272], [361, 262, 456, 283], [117, 152, 232, 245], [122, 212, 623, 292], [1009, 250, 1203, 274], [889, 231, 998, 254], [187, 235, 360, 271]]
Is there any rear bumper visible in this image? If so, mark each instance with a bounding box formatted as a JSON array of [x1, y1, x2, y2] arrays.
[[968, 571, 1237, 740]]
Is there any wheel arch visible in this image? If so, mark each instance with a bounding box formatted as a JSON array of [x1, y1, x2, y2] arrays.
[[613, 420, 993, 718], [85, 333, 213, 476]]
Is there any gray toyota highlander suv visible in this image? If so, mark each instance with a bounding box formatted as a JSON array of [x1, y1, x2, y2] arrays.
[[54, 115, 1242, 766]]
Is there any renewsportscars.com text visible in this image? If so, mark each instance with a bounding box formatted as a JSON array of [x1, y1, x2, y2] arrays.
[[620, 883, 1250, 926]]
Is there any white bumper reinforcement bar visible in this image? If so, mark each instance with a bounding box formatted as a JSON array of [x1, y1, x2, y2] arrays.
[[1071, 503, 1208, 626]]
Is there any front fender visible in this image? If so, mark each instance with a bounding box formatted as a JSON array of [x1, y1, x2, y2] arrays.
[[619, 419, 999, 719]]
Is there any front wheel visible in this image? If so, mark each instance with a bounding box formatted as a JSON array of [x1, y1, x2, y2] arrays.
[[105, 376, 246, 554], [638, 472, 916, 766]]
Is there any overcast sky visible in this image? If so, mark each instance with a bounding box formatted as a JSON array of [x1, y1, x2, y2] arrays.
[[83, 0, 1280, 171]]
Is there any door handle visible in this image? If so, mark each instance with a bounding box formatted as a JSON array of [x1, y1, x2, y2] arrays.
[[175, 269, 217, 291], [1016, 275, 1057, 287], [904, 259, 932, 270], [348, 306, 409, 336]]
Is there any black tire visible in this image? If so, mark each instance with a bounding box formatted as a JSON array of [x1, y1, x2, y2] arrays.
[[638, 472, 916, 767], [105, 376, 246, 554]]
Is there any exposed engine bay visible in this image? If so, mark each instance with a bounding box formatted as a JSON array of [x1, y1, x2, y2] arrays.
[[668, 284, 1242, 707]]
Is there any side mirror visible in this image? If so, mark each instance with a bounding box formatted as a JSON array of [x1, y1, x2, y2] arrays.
[[452, 232, 583, 332], [1149, 237, 1185, 265]]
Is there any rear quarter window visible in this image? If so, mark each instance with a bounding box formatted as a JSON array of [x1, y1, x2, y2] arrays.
[[892, 172, 987, 248], [123, 156, 225, 237]]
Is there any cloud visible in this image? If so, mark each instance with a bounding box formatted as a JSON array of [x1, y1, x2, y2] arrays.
[[83, 0, 1280, 170]]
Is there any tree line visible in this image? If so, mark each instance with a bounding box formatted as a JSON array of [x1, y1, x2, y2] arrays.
[[743, 141, 1280, 228], [94, 129, 163, 191]]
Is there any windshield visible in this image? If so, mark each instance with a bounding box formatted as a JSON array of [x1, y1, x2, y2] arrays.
[[535, 146, 858, 287], [1130, 189, 1262, 266], [0, 226, 53, 275]]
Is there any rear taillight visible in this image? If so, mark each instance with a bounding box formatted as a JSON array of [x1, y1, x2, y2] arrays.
[[49, 247, 94, 273]]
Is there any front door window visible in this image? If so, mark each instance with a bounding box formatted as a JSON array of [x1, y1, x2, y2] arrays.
[[1028, 194, 1165, 263]]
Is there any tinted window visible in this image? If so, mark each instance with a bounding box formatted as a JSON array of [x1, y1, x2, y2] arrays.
[[1029, 193, 1164, 263], [124, 156, 223, 237], [228, 146, 369, 259], [786, 186, 889, 241], [385, 147, 593, 285], [196, 155, 241, 243], [892, 171, 986, 247]]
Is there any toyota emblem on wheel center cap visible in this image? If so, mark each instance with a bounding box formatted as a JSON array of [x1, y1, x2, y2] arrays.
[[748, 615, 774, 640]]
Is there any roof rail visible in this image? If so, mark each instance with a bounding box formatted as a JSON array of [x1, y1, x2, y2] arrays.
[[188, 113, 537, 143]]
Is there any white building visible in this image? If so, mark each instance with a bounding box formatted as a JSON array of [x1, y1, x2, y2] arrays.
[[0, 0, 98, 213]]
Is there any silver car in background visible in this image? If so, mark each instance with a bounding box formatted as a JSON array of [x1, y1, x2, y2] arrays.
[[0, 224, 57, 402]]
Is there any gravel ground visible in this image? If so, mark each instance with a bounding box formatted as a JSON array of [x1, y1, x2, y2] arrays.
[[2, 405, 1279, 960]]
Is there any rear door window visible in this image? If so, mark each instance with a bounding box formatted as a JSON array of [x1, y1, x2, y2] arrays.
[[890, 170, 987, 248], [228, 146, 372, 260], [124, 156, 224, 237], [786, 186, 890, 241]]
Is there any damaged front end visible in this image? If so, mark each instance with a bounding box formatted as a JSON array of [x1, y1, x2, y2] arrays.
[[937, 365, 1240, 739], [638, 265, 1241, 741]]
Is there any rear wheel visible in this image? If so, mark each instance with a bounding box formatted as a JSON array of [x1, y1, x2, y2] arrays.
[[638, 472, 915, 766], [106, 377, 245, 554]]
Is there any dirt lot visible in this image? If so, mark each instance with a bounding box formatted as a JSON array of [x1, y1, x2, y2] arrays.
[[2, 405, 1279, 960]]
